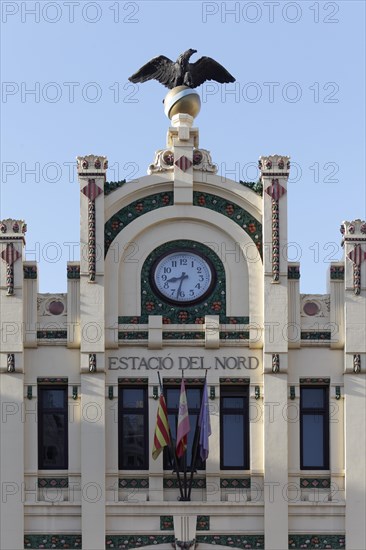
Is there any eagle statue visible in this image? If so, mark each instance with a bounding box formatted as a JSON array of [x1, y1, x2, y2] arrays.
[[128, 49, 235, 89]]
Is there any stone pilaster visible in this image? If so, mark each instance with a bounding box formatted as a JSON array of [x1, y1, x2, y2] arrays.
[[259, 157, 290, 550], [341, 219, 366, 549], [67, 262, 80, 348], [0, 219, 26, 550], [23, 262, 38, 348], [287, 263, 301, 348], [76, 156, 107, 550], [329, 262, 345, 349], [168, 114, 199, 205]]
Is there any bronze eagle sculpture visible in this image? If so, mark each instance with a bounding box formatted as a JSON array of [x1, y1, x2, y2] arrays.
[[128, 49, 235, 89]]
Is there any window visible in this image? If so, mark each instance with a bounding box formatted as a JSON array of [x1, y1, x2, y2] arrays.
[[119, 386, 148, 470], [38, 386, 68, 470], [220, 385, 249, 469], [164, 385, 205, 471], [300, 386, 329, 469]]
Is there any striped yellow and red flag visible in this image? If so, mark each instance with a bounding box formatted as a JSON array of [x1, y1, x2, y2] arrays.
[[152, 392, 171, 460]]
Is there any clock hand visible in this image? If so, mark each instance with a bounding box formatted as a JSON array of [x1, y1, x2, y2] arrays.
[[166, 276, 183, 283], [176, 272, 188, 298]]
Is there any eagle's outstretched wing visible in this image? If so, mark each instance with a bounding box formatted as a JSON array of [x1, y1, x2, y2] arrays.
[[128, 55, 176, 88], [188, 56, 235, 88]]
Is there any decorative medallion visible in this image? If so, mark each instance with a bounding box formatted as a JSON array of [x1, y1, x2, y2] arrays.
[[175, 155, 193, 172]]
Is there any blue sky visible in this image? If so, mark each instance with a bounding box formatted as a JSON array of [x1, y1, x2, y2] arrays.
[[1, 0, 365, 293]]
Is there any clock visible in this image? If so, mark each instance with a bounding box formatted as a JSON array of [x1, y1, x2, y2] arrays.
[[151, 249, 215, 305]]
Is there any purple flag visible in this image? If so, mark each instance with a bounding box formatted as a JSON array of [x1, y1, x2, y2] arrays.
[[198, 378, 212, 461]]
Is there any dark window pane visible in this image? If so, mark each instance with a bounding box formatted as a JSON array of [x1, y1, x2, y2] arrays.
[[41, 413, 66, 468], [166, 388, 180, 409], [301, 388, 325, 409], [42, 389, 65, 409], [302, 414, 325, 467], [121, 414, 145, 468], [187, 389, 201, 409], [222, 415, 244, 467], [222, 397, 245, 409], [119, 386, 148, 470], [122, 388, 144, 409]]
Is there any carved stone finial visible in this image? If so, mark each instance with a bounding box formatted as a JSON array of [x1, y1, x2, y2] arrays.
[[259, 155, 290, 176], [340, 219, 366, 243], [0, 219, 27, 237], [77, 155, 108, 175]]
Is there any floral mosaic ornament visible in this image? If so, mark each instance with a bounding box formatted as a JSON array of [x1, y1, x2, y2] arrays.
[[288, 534, 345, 549], [105, 192, 173, 256], [192, 192, 262, 256], [196, 534, 264, 549], [105, 535, 174, 549], [24, 535, 81, 548]]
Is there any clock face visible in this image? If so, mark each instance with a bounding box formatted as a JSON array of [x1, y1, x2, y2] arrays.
[[151, 250, 215, 305]]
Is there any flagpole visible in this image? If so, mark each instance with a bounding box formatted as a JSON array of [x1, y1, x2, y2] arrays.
[[157, 372, 184, 501], [187, 370, 208, 500]]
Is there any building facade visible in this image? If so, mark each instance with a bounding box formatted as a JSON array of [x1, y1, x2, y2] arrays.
[[1, 98, 365, 550]]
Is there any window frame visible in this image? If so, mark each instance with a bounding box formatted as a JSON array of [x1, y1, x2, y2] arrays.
[[38, 385, 68, 470], [118, 384, 149, 471], [300, 385, 329, 470], [220, 385, 250, 470]]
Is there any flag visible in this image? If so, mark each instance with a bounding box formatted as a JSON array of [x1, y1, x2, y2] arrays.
[[198, 378, 212, 461], [152, 392, 171, 460], [176, 378, 190, 458]]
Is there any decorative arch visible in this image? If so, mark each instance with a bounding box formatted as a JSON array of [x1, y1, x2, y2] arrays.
[[104, 192, 262, 258]]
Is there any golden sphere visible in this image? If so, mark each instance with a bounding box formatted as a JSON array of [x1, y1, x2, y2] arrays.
[[164, 86, 201, 119]]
